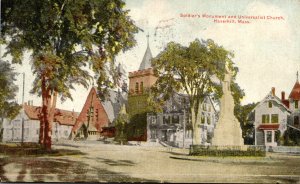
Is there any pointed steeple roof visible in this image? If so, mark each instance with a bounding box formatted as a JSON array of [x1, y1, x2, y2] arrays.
[[138, 33, 153, 70], [289, 71, 300, 100]]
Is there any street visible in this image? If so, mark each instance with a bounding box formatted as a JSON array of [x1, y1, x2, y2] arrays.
[[1, 141, 300, 183]]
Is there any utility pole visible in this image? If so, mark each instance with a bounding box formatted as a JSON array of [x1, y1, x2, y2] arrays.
[[182, 108, 186, 149], [21, 72, 25, 144]]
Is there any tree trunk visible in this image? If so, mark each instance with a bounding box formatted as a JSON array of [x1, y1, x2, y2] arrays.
[[191, 104, 202, 145], [39, 78, 48, 146], [44, 91, 57, 151]]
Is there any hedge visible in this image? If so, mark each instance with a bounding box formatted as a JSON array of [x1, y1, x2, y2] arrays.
[[189, 145, 266, 157]]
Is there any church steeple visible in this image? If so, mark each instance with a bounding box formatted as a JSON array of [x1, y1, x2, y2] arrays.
[[289, 71, 300, 100], [138, 33, 153, 70]]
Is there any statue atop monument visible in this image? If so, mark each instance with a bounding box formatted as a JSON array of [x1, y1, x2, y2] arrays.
[[212, 65, 244, 146]]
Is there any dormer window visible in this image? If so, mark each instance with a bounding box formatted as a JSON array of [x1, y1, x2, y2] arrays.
[[268, 101, 272, 108]]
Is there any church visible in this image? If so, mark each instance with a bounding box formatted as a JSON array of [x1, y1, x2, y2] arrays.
[[127, 35, 218, 146]]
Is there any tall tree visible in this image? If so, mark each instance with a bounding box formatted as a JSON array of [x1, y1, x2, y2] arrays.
[[0, 60, 21, 140], [114, 104, 129, 145], [1, 0, 138, 150], [151, 39, 239, 145], [234, 102, 257, 144]]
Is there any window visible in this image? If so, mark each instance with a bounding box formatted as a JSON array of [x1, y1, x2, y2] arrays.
[[140, 82, 144, 94], [202, 104, 206, 111], [294, 116, 299, 127], [266, 131, 272, 143], [207, 116, 211, 125], [163, 116, 170, 124], [295, 100, 299, 109], [135, 82, 139, 94], [271, 114, 278, 124], [172, 115, 179, 124], [36, 129, 39, 135], [151, 116, 156, 125], [268, 101, 272, 108], [262, 114, 270, 124], [201, 112, 205, 124], [96, 109, 99, 122]]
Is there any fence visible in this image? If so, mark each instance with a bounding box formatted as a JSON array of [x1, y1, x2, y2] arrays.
[[271, 146, 300, 153]]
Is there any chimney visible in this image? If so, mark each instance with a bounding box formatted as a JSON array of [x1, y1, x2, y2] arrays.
[[271, 87, 275, 96], [281, 91, 285, 101]]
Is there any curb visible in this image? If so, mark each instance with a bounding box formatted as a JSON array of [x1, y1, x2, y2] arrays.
[[169, 155, 279, 164]]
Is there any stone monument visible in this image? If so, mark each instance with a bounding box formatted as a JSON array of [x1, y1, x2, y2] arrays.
[[212, 67, 244, 146]]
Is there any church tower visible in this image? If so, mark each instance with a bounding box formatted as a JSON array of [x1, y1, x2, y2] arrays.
[[128, 34, 157, 95], [127, 34, 157, 141]]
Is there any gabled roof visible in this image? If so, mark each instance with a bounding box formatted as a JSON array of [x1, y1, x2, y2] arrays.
[[23, 105, 78, 126], [289, 81, 300, 100], [254, 91, 291, 114], [102, 90, 127, 123], [138, 42, 153, 70], [72, 87, 110, 133]]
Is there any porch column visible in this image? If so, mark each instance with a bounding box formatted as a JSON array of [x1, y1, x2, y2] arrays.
[[272, 130, 275, 146], [264, 130, 267, 145]]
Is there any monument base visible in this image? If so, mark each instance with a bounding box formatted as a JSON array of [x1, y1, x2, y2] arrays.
[[211, 116, 244, 146], [189, 145, 266, 157]]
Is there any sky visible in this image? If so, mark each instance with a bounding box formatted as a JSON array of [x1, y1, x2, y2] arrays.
[[2, 0, 300, 112]]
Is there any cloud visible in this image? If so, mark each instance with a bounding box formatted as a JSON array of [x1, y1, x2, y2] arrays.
[[129, 0, 175, 29]]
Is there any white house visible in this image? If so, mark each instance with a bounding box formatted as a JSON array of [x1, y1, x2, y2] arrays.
[[253, 74, 300, 147], [253, 88, 291, 147], [147, 94, 217, 148], [2, 104, 78, 143]]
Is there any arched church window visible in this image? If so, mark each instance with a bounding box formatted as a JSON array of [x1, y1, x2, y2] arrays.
[[135, 82, 139, 94]]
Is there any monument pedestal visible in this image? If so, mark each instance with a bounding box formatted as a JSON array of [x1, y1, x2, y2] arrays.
[[211, 69, 244, 146]]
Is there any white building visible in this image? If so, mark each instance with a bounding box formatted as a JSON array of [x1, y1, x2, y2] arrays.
[[253, 74, 300, 147], [253, 88, 291, 147], [2, 104, 78, 143], [147, 94, 217, 148]]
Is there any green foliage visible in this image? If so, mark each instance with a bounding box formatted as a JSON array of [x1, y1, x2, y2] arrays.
[[114, 105, 129, 144], [1, 0, 139, 100], [151, 39, 242, 144], [190, 145, 266, 157], [1, 0, 138, 149], [0, 60, 21, 121], [283, 127, 300, 146], [234, 102, 257, 144], [152, 39, 237, 115], [127, 94, 149, 139]]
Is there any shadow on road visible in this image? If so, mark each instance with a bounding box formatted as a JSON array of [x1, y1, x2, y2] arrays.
[[0, 153, 158, 182]]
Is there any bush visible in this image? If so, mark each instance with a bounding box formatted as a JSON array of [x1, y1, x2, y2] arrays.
[[189, 145, 266, 157], [283, 128, 300, 146]]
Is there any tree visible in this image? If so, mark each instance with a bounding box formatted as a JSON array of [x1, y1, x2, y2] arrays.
[[1, 0, 138, 150], [114, 104, 128, 145], [0, 60, 21, 141], [234, 102, 257, 144], [151, 39, 239, 145]]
